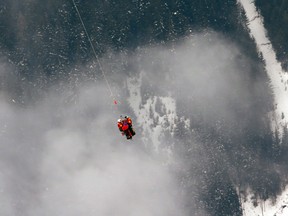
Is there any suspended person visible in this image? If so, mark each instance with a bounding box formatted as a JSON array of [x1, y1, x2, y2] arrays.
[[117, 115, 136, 140]]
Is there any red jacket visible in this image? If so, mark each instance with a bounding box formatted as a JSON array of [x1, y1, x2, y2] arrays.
[[118, 117, 132, 131]]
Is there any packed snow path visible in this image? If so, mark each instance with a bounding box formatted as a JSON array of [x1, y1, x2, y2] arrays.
[[238, 0, 288, 133]]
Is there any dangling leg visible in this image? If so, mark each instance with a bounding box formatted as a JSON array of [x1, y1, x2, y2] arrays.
[[125, 130, 132, 139], [129, 126, 136, 136]]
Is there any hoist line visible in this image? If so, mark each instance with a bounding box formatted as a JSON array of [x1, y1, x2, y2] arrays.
[[71, 0, 116, 104]]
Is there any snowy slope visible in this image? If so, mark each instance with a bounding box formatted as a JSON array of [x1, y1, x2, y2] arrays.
[[238, 0, 288, 133]]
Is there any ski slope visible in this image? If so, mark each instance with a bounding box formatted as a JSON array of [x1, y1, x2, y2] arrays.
[[238, 0, 288, 134], [238, 0, 288, 215]]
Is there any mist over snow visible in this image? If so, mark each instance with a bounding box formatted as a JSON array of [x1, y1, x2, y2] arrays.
[[122, 32, 276, 215], [125, 31, 271, 141], [0, 61, 186, 215], [0, 29, 282, 216], [2, 0, 288, 214]]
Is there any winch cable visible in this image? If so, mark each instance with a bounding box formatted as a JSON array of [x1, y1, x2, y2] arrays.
[[72, 0, 118, 106]]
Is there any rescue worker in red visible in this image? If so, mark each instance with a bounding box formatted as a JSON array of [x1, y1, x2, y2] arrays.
[[117, 115, 136, 139]]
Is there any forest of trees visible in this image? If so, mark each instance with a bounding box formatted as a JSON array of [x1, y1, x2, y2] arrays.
[[0, 0, 259, 80], [255, 0, 288, 70]]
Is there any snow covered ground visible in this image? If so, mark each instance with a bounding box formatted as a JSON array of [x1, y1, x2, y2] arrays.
[[242, 187, 288, 216], [126, 72, 189, 156], [126, 72, 176, 153], [238, 0, 288, 133]]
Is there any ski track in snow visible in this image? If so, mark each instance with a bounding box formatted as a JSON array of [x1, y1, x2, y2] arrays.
[[238, 0, 288, 133], [239, 0, 288, 215]]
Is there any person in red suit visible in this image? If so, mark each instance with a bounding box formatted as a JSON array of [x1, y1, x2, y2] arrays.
[[117, 115, 136, 139]]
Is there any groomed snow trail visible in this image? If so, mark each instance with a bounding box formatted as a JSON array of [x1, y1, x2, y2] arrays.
[[238, 0, 288, 133]]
